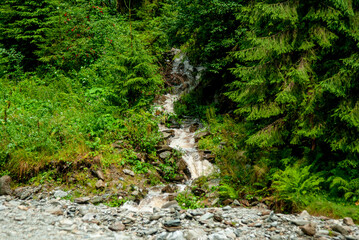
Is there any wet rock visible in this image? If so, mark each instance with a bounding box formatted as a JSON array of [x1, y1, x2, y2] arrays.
[[109, 222, 126, 231], [300, 222, 316, 236], [74, 197, 90, 204], [331, 224, 349, 235], [343, 217, 355, 226], [0, 176, 12, 196], [95, 180, 105, 189], [123, 169, 135, 177]]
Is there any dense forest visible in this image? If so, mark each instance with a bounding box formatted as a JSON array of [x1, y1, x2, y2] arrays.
[[0, 0, 358, 220]]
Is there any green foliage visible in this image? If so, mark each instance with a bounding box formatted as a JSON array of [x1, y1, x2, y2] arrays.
[[272, 165, 324, 207], [106, 196, 128, 207], [176, 192, 204, 209], [218, 183, 239, 200]]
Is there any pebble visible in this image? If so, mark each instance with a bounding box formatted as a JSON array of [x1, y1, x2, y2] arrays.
[[0, 194, 357, 240]]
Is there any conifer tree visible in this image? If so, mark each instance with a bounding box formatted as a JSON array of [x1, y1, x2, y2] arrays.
[[0, 0, 55, 70], [227, 0, 359, 185]]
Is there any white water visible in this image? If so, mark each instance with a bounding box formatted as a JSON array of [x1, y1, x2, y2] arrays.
[[121, 50, 214, 212]]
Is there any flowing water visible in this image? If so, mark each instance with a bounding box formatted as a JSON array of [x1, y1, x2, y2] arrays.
[[121, 51, 214, 212]]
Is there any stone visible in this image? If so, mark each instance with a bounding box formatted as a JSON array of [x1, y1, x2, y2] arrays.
[[232, 199, 241, 206], [299, 210, 311, 218], [53, 190, 68, 198], [331, 224, 349, 235], [161, 200, 179, 209], [291, 219, 310, 226], [167, 231, 185, 240], [150, 215, 162, 221], [159, 151, 171, 159], [20, 190, 32, 200], [300, 222, 317, 236], [95, 180, 105, 189], [222, 206, 232, 211], [185, 228, 207, 240], [0, 175, 12, 196], [343, 217, 355, 226], [123, 169, 135, 177], [90, 195, 104, 204], [164, 219, 181, 227], [94, 169, 105, 180], [199, 213, 214, 221], [113, 233, 132, 240], [109, 222, 126, 231], [74, 197, 90, 204], [208, 231, 229, 240]]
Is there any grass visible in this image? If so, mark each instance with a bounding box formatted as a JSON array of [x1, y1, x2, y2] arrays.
[[305, 196, 359, 223]]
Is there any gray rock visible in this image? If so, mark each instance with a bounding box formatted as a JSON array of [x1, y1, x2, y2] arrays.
[[91, 195, 104, 204], [343, 217, 355, 226], [300, 222, 316, 236], [0, 175, 12, 196], [299, 210, 311, 218], [20, 190, 32, 200], [53, 190, 68, 198], [233, 199, 241, 206], [164, 219, 181, 227], [156, 232, 169, 240], [74, 197, 91, 204], [114, 233, 133, 240], [208, 231, 229, 240], [145, 229, 158, 235], [291, 219, 310, 226], [199, 213, 214, 221], [167, 231, 185, 240], [332, 224, 349, 235], [109, 222, 126, 231], [150, 215, 162, 221], [162, 200, 179, 209], [222, 206, 232, 211], [185, 228, 207, 240], [123, 169, 135, 177], [271, 235, 282, 240]]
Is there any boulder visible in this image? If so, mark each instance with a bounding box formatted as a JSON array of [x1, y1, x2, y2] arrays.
[[300, 222, 317, 236], [0, 175, 12, 196], [343, 217, 355, 226]]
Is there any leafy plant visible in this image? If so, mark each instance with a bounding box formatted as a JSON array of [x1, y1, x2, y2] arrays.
[[176, 192, 204, 209], [272, 165, 324, 207]]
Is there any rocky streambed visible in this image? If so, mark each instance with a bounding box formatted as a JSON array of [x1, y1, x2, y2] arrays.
[[0, 192, 358, 240]]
